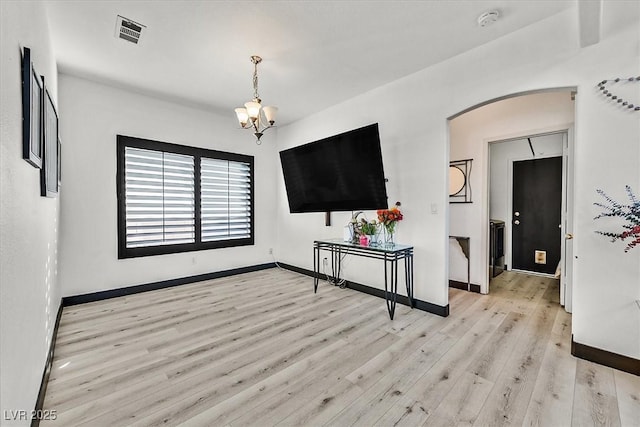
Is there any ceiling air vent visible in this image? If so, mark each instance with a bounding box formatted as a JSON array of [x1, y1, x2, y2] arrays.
[[115, 15, 145, 44]]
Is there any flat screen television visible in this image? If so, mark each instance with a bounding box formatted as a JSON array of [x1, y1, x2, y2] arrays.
[[279, 123, 388, 213]]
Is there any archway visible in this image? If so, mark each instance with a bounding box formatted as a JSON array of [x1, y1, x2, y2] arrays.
[[446, 88, 576, 313]]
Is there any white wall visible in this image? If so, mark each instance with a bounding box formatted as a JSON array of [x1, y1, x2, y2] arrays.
[[449, 92, 574, 290], [275, 87, 450, 307], [0, 1, 60, 424], [490, 133, 564, 271], [58, 74, 278, 297], [277, 3, 639, 359]]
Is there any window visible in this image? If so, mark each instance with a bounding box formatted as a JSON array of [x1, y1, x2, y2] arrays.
[[200, 158, 252, 242], [117, 135, 254, 258]]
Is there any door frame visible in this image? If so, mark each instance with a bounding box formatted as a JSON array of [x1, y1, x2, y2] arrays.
[[561, 127, 574, 312], [483, 124, 575, 312]]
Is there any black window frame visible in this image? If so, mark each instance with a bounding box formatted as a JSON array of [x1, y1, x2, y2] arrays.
[[117, 135, 255, 259]]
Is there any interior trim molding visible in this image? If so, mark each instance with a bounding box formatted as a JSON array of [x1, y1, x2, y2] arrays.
[[448, 279, 481, 293], [62, 263, 276, 306], [571, 335, 639, 376], [447, 87, 578, 120], [278, 262, 449, 317], [32, 300, 63, 427]]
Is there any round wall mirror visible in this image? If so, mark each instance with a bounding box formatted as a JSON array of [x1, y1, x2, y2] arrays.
[[449, 165, 466, 196]]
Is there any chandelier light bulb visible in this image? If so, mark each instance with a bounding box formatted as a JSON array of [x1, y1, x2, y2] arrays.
[[263, 106, 278, 125], [244, 101, 261, 120], [235, 108, 248, 127]]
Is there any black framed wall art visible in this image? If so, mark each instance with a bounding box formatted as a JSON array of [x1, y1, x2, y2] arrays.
[[449, 159, 472, 203], [40, 78, 59, 197], [22, 47, 43, 168]]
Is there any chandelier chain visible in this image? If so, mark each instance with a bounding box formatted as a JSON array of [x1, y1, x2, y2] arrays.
[[252, 61, 259, 100]]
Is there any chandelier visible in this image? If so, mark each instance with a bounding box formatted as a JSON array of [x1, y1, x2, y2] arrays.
[[234, 55, 278, 144]]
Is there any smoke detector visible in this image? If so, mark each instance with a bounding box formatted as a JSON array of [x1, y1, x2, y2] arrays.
[[115, 15, 146, 44], [477, 10, 500, 27]]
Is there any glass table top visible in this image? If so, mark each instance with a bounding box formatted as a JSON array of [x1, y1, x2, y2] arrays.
[[314, 238, 413, 253]]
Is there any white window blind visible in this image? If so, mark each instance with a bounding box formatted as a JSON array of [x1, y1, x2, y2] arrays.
[[124, 147, 195, 248], [201, 157, 252, 242]]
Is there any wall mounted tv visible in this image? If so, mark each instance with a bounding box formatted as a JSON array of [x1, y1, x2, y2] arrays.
[[280, 123, 388, 213]]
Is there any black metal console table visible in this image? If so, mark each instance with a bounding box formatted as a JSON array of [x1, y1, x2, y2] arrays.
[[313, 239, 414, 320]]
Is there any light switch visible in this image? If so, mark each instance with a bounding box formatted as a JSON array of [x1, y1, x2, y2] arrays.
[[431, 203, 438, 214]]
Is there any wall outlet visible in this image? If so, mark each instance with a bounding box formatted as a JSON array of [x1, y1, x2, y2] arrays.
[[268, 248, 273, 255], [431, 203, 438, 214], [323, 257, 328, 266]]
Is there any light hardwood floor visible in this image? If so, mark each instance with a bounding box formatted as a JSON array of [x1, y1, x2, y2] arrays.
[[41, 269, 639, 426]]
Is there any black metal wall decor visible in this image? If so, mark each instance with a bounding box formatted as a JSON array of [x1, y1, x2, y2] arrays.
[[449, 159, 472, 203], [40, 78, 59, 197], [22, 47, 43, 168], [597, 76, 639, 111]]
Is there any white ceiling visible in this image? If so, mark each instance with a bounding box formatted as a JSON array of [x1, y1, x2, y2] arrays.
[[45, 0, 575, 125]]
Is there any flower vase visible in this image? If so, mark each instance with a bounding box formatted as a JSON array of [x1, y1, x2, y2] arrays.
[[367, 234, 377, 246], [384, 223, 396, 246]]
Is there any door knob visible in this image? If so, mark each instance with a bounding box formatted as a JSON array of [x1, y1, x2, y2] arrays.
[[514, 212, 520, 217], [565, 233, 574, 240], [514, 220, 520, 225]]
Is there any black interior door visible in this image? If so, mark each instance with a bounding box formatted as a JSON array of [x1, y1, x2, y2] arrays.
[[512, 157, 562, 274]]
